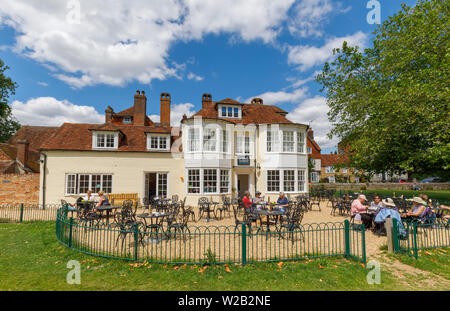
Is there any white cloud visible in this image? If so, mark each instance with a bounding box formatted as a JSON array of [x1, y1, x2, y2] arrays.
[[37, 81, 48, 87], [288, 0, 351, 38], [187, 72, 204, 81], [288, 95, 338, 149], [11, 97, 104, 126], [0, 0, 295, 88], [244, 87, 308, 106], [149, 102, 196, 126], [288, 31, 368, 71]]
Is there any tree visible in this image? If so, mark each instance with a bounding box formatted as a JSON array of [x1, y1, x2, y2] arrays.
[[316, 0, 449, 180], [0, 58, 20, 143]]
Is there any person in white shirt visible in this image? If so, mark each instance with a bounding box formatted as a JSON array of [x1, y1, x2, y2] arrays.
[[83, 190, 95, 201]]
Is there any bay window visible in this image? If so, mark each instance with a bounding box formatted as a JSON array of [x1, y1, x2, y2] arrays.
[[283, 131, 294, 152], [203, 128, 217, 151], [266, 169, 308, 193], [297, 132, 305, 153], [298, 170, 306, 191], [187, 169, 201, 193], [186, 169, 231, 194], [188, 128, 200, 152], [283, 170, 295, 192]]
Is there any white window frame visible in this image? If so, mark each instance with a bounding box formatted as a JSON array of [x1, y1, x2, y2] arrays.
[[188, 128, 200, 152], [310, 171, 320, 183], [342, 167, 348, 174], [328, 176, 336, 183], [297, 131, 305, 153], [65, 173, 113, 195], [185, 168, 231, 195], [219, 105, 242, 119], [307, 147, 312, 154], [123, 117, 132, 124], [326, 166, 335, 173], [147, 134, 170, 151], [92, 131, 119, 150], [298, 170, 306, 192], [266, 169, 307, 193], [282, 131, 295, 153], [203, 128, 217, 152], [235, 132, 251, 155]]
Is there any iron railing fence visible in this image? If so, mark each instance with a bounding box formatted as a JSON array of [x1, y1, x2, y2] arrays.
[[0, 204, 60, 223], [393, 218, 450, 259], [55, 208, 366, 265]]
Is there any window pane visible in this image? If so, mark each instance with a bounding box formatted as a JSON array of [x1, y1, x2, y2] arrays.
[[102, 175, 112, 193], [284, 170, 295, 192], [283, 131, 294, 152], [234, 108, 239, 117], [297, 132, 304, 153], [203, 129, 216, 151], [106, 134, 115, 148], [227, 107, 232, 117], [187, 169, 200, 193], [298, 170, 305, 191], [79, 174, 90, 194], [91, 175, 101, 192], [159, 137, 167, 149], [97, 134, 105, 148], [220, 170, 229, 193], [203, 169, 217, 193], [66, 175, 77, 194], [221, 107, 226, 117], [158, 173, 168, 197], [151, 136, 158, 149], [267, 170, 280, 192], [189, 129, 200, 152], [267, 130, 272, 152], [222, 130, 228, 152]]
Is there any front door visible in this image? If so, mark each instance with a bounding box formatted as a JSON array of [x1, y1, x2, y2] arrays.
[[145, 172, 168, 199], [237, 174, 249, 198]]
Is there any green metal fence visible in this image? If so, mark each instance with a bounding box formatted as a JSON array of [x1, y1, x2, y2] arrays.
[[0, 204, 60, 223], [393, 218, 450, 259], [55, 208, 366, 265]]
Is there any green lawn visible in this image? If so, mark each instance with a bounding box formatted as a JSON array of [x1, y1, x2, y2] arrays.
[[0, 221, 447, 291]]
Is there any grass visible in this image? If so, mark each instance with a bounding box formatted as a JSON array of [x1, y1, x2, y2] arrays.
[[387, 248, 450, 280], [0, 221, 448, 291]]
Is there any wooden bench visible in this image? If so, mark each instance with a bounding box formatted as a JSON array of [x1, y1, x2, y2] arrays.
[[107, 193, 139, 208]]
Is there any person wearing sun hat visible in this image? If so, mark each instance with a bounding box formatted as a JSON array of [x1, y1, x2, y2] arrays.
[[401, 197, 427, 219], [373, 197, 406, 236]]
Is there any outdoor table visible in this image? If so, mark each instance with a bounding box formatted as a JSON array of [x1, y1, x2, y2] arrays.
[[253, 209, 285, 232], [137, 212, 171, 243], [95, 205, 121, 224], [433, 208, 450, 218], [201, 201, 219, 222]]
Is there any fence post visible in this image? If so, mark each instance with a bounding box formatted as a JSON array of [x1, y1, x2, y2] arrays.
[[413, 223, 418, 259], [68, 217, 73, 248], [241, 223, 247, 266], [385, 218, 394, 253], [361, 224, 366, 265], [392, 218, 399, 253], [19, 203, 24, 223], [134, 224, 139, 261], [344, 220, 350, 257]]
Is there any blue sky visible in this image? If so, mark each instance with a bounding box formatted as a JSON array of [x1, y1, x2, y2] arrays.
[[0, 0, 417, 152]]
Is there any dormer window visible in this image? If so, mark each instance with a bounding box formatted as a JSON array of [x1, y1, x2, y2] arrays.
[[219, 105, 241, 119], [147, 134, 170, 151], [123, 117, 132, 124], [92, 131, 119, 150]]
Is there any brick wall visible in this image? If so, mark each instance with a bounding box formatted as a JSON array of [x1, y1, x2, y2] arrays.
[[0, 173, 40, 205]]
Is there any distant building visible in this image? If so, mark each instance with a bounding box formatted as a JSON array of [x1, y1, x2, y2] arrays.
[[306, 128, 321, 183]]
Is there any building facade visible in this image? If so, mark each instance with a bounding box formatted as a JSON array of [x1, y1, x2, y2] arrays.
[[39, 92, 309, 205]]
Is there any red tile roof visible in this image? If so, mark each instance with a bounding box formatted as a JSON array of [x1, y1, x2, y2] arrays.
[[0, 143, 40, 173], [40, 123, 173, 152], [188, 100, 298, 125], [320, 154, 349, 167], [8, 126, 59, 151]]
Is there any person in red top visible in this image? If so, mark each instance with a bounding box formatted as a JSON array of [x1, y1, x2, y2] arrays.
[[242, 191, 253, 209]]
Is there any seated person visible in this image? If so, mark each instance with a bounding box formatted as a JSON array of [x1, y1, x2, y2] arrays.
[[401, 197, 427, 220], [252, 191, 265, 209], [368, 195, 383, 213], [351, 194, 373, 229], [242, 191, 253, 210], [83, 190, 95, 201], [277, 192, 289, 213], [95, 191, 110, 208], [419, 193, 433, 208], [372, 198, 405, 236]]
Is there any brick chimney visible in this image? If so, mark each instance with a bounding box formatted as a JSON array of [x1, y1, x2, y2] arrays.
[[17, 139, 29, 166], [105, 106, 114, 124], [202, 93, 212, 109], [251, 98, 263, 105], [160, 93, 171, 126], [307, 128, 314, 140], [133, 90, 147, 126]]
